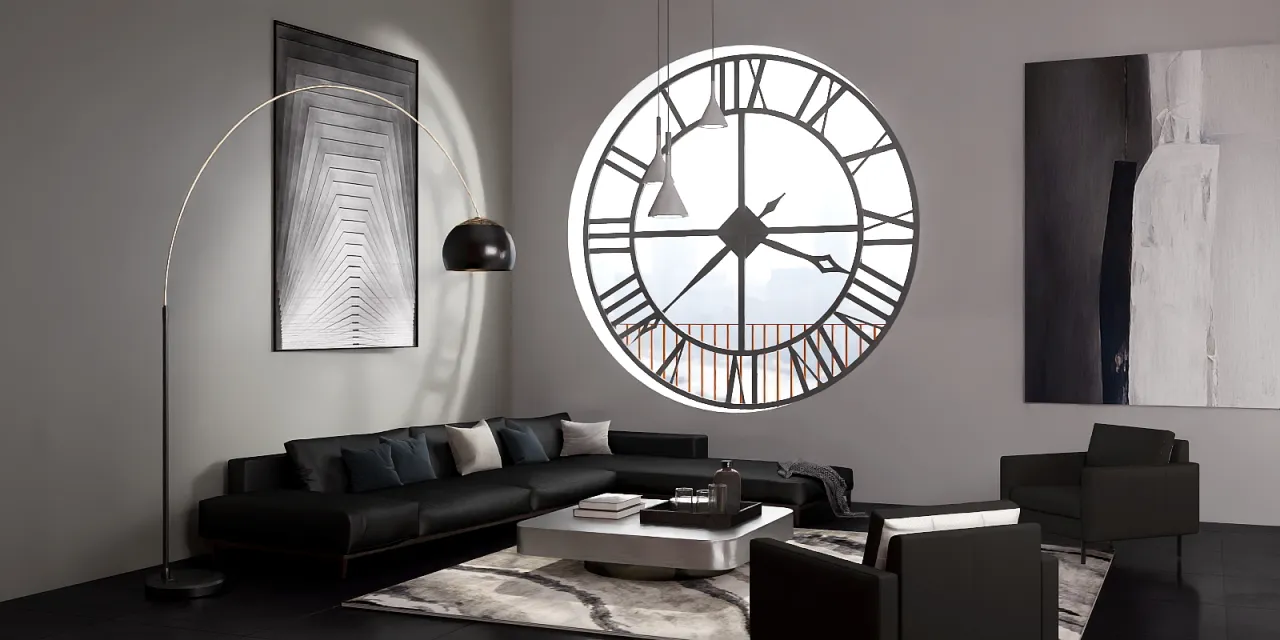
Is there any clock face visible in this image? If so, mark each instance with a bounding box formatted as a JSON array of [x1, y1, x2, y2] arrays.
[[568, 46, 918, 412]]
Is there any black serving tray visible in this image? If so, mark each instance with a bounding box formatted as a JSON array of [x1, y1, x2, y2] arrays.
[[639, 501, 763, 529]]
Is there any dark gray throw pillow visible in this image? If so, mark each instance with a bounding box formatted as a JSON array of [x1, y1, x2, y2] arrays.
[[498, 425, 550, 465], [340, 444, 402, 492], [380, 434, 437, 484]]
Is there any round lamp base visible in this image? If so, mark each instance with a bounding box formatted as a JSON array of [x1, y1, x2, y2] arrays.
[[144, 568, 226, 600]]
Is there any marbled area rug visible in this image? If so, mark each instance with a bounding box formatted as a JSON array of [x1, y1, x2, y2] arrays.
[[345, 529, 1111, 640]]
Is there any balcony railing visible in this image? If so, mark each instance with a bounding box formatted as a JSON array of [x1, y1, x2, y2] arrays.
[[623, 323, 882, 404]]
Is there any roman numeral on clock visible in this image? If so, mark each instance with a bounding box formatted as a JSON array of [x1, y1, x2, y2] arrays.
[[599, 273, 665, 344], [602, 145, 647, 183], [655, 337, 687, 384], [842, 133, 899, 175], [587, 218, 631, 254]]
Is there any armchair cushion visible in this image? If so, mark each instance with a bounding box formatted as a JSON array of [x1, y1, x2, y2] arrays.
[[1086, 423, 1175, 467], [1010, 485, 1080, 518], [865, 501, 1020, 570], [1000, 452, 1085, 500]]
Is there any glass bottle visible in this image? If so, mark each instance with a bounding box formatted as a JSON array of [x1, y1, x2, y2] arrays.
[[712, 460, 742, 513]]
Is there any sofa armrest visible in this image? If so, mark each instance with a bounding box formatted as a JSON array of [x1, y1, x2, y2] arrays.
[[1040, 552, 1059, 640], [1081, 463, 1200, 540], [199, 490, 418, 555], [750, 539, 897, 640], [227, 453, 299, 493], [1000, 452, 1086, 499], [609, 431, 707, 458]]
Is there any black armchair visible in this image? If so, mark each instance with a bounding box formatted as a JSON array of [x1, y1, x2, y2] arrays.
[[1001, 423, 1199, 567], [751, 501, 1058, 640]]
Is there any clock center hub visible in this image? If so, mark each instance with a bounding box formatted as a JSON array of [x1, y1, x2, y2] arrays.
[[717, 205, 770, 258]]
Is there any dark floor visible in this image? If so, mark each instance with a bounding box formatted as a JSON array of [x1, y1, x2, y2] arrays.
[[2, 514, 1277, 640]]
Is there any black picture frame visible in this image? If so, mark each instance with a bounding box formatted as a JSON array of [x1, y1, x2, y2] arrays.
[[272, 21, 419, 351]]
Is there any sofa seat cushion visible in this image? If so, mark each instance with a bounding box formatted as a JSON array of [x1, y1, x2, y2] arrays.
[[198, 490, 418, 554], [558, 456, 823, 506], [371, 478, 532, 536], [477, 464, 617, 510], [1010, 485, 1081, 518]]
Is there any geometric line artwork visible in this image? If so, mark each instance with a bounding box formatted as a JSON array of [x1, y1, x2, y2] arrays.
[[273, 22, 418, 350]]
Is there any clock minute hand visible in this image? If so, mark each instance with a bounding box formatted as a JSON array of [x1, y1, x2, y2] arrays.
[[662, 245, 733, 313], [760, 239, 849, 274]]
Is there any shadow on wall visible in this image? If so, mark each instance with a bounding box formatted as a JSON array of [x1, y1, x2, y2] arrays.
[[173, 24, 495, 560]]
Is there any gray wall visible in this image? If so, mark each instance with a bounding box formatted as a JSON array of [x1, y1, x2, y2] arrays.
[[0, 0, 511, 601], [511, 0, 1280, 526]]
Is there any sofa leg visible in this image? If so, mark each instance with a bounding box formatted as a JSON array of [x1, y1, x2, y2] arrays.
[[339, 557, 349, 579], [1080, 540, 1087, 564]]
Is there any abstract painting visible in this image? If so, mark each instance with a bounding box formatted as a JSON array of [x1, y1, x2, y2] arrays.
[[273, 22, 417, 350], [1026, 43, 1280, 407]]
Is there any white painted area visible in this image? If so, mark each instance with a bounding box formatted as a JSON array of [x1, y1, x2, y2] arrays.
[[1132, 44, 1280, 409], [0, 0, 511, 601], [1129, 143, 1219, 406], [512, 0, 1280, 528]]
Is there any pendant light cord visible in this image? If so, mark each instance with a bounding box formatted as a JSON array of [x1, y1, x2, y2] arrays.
[[665, 0, 671, 158], [710, 0, 716, 90]]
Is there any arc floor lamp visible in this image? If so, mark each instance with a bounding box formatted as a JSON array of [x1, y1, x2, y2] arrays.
[[144, 84, 513, 600]]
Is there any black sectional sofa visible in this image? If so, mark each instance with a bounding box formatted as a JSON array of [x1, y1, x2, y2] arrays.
[[199, 413, 852, 574]]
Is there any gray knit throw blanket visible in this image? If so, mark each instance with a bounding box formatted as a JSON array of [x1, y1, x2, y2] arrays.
[[777, 460, 865, 518]]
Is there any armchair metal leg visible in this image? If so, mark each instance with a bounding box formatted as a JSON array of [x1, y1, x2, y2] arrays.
[[1177, 535, 1183, 575]]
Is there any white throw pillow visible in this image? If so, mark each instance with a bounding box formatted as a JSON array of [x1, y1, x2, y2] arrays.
[[871, 507, 1020, 570], [560, 420, 612, 456], [445, 421, 503, 475]]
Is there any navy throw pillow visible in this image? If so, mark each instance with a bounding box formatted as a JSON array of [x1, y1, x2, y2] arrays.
[[340, 444, 402, 492], [499, 425, 550, 465], [380, 434, 437, 484]]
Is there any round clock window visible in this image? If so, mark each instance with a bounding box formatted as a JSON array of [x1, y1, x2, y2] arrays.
[[568, 46, 918, 412]]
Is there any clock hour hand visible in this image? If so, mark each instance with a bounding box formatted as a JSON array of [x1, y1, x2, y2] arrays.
[[662, 245, 733, 313], [756, 193, 786, 219], [760, 239, 849, 274]]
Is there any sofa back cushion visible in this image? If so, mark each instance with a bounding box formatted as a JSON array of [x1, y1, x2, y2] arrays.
[[340, 444, 403, 492], [1087, 423, 1175, 467], [864, 501, 1020, 570], [379, 434, 438, 483], [285, 428, 409, 492], [504, 412, 570, 460]]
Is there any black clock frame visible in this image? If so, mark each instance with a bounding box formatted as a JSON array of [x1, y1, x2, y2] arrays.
[[580, 51, 919, 410]]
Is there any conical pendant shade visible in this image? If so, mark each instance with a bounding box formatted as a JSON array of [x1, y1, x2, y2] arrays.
[[647, 162, 688, 218], [697, 95, 728, 129], [642, 148, 666, 184]]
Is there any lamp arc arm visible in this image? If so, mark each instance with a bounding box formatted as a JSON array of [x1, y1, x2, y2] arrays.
[[163, 83, 480, 305]]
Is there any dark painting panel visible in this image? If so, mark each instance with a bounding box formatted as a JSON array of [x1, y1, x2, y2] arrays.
[[273, 22, 418, 350], [1027, 43, 1280, 409]]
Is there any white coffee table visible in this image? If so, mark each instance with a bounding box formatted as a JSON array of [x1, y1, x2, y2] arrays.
[[516, 501, 794, 580]]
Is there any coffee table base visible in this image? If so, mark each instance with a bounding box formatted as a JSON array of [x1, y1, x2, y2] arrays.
[[583, 561, 732, 581]]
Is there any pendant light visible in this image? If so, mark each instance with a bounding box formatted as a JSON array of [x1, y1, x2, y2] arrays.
[[697, 0, 728, 129], [648, 131, 689, 218], [648, 0, 688, 219], [442, 218, 515, 271]]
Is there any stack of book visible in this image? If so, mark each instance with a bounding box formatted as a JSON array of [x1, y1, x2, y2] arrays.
[[573, 493, 644, 519]]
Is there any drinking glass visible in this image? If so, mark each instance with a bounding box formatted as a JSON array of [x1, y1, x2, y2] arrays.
[[708, 483, 727, 513], [674, 487, 694, 512], [694, 489, 711, 513]]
